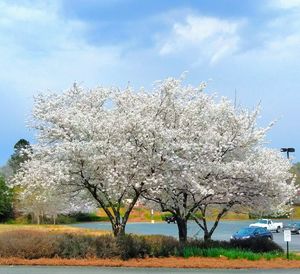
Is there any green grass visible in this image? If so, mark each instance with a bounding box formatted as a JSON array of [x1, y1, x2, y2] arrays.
[[182, 247, 300, 261]]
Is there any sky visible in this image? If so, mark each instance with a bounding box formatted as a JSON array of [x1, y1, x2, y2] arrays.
[[0, 0, 300, 165]]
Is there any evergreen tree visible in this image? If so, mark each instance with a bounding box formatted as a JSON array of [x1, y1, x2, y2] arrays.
[[8, 139, 31, 173], [0, 175, 13, 222]]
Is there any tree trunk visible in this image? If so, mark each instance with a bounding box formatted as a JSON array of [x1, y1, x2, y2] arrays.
[[204, 230, 212, 242], [36, 214, 40, 225], [112, 223, 125, 237], [194, 205, 231, 242], [176, 217, 188, 243]]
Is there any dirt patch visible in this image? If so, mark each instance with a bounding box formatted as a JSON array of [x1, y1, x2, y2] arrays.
[[0, 257, 300, 269]]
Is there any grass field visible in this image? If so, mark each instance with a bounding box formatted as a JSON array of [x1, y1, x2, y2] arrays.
[[0, 224, 109, 236]]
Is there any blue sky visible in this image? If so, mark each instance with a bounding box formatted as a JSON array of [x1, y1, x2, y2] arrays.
[[1, 0, 300, 165]]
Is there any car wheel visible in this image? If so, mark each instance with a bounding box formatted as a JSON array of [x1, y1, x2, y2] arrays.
[[276, 227, 281, 233]]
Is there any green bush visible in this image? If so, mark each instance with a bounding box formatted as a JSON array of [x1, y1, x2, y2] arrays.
[[68, 212, 104, 222], [55, 215, 77, 224], [6, 212, 104, 225], [94, 235, 120, 258], [230, 238, 283, 253], [5, 215, 30, 224], [143, 235, 179, 257], [0, 176, 13, 223], [57, 234, 96, 258], [184, 238, 283, 254], [117, 234, 150, 260], [182, 246, 282, 261], [186, 239, 231, 250]]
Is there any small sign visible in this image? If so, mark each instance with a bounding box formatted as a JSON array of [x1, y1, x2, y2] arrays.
[[284, 229, 291, 242]]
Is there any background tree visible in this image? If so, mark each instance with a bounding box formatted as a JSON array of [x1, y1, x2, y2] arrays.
[[0, 175, 13, 222], [8, 139, 31, 173], [16, 179, 95, 225], [291, 163, 300, 186], [0, 165, 13, 178]]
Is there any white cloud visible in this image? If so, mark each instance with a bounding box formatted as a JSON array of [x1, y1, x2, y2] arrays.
[[158, 15, 244, 64], [269, 0, 300, 9], [0, 0, 125, 95], [254, 1, 300, 60], [0, 2, 53, 22]]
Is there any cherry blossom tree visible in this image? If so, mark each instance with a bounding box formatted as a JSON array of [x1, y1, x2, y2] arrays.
[[14, 84, 165, 236], [141, 78, 297, 242], [192, 148, 295, 241], [13, 77, 297, 241], [13, 157, 94, 224]]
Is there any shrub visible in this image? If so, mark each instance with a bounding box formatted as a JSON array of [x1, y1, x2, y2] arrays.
[[184, 238, 283, 254], [0, 230, 285, 260], [5, 215, 30, 224], [143, 235, 179, 257], [68, 212, 104, 222], [186, 239, 231, 250], [55, 215, 76, 224], [0, 230, 58, 259], [94, 235, 120, 258], [57, 234, 96, 258], [117, 234, 150, 260], [230, 238, 283, 253], [182, 247, 281, 260]]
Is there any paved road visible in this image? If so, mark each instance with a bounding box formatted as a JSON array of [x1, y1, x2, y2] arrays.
[[71, 220, 300, 251], [0, 267, 299, 274]]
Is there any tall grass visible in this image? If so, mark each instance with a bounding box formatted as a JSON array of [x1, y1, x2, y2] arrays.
[[182, 246, 292, 261]]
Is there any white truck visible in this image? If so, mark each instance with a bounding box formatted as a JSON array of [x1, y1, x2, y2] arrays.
[[249, 219, 283, 233]]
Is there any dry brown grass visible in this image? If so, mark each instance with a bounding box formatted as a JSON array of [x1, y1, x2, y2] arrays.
[[0, 224, 109, 236], [0, 257, 300, 269], [0, 230, 58, 259]]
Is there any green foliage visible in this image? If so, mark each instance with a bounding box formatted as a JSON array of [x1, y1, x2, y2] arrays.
[[68, 212, 104, 222], [5, 215, 30, 224], [5, 212, 103, 225], [57, 234, 96, 258], [94, 235, 120, 258], [117, 234, 150, 260], [0, 175, 13, 222], [55, 215, 76, 224], [56, 212, 105, 224], [142, 235, 179, 257], [230, 238, 283, 253], [182, 247, 281, 260], [8, 139, 30, 173]]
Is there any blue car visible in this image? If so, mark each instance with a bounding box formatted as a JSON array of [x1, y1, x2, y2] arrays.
[[231, 227, 273, 240]]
